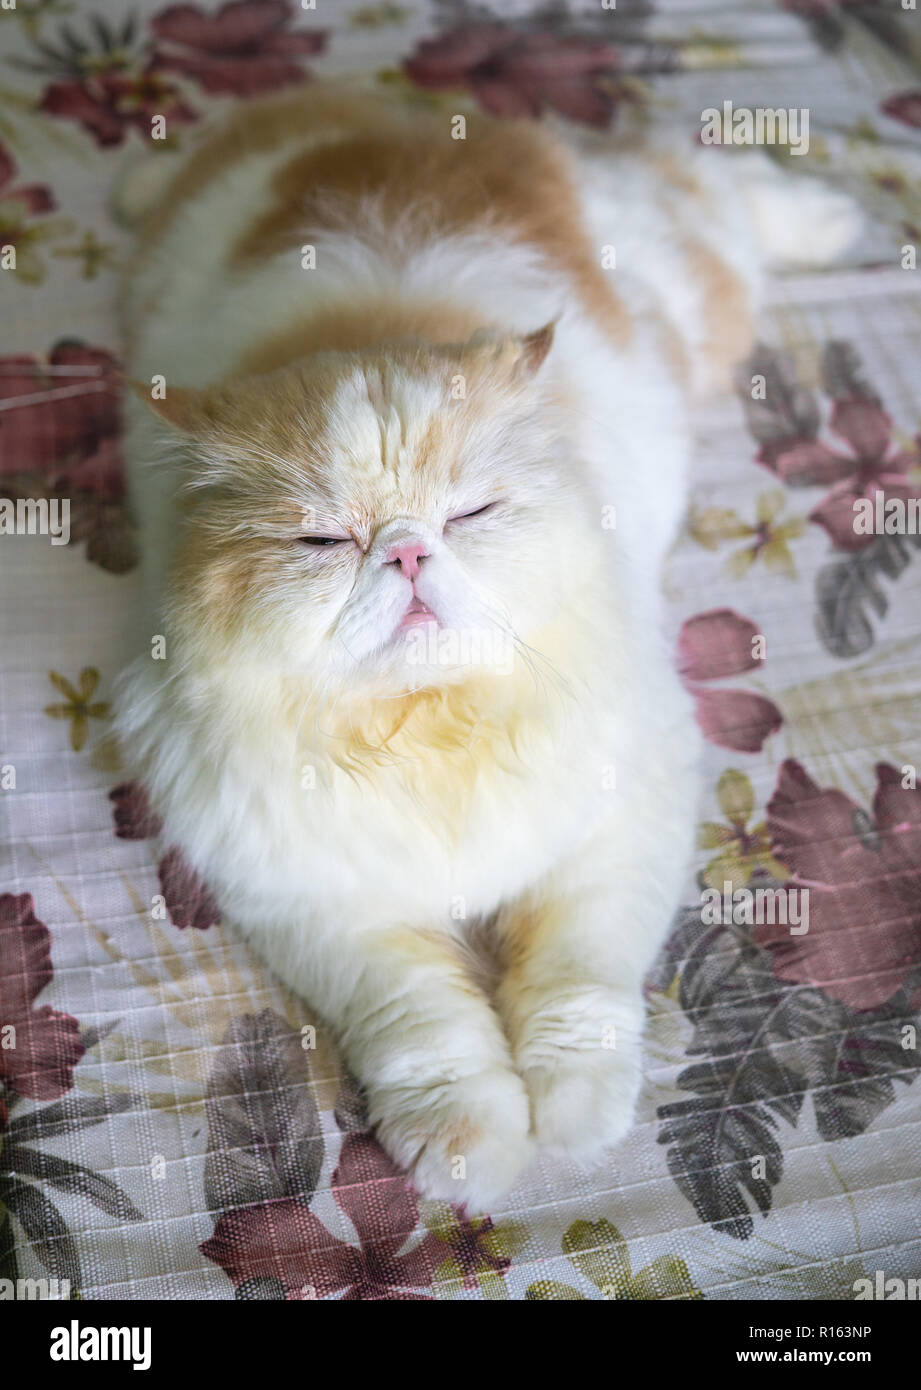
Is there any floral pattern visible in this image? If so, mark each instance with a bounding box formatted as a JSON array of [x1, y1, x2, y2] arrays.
[[0, 141, 65, 284], [30, 12, 198, 147], [2, 0, 921, 1300], [0, 340, 135, 572], [0, 893, 84, 1100], [755, 761, 921, 1011], [746, 362, 921, 555], [738, 341, 921, 658], [0, 895, 141, 1292], [150, 0, 327, 97], [204, 1131, 446, 1300], [403, 23, 624, 126], [881, 90, 921, 129], [108, 781, 221, 930], [44, 667, 110, 751], [526, 1218, 701, 1300], [656, 756, 921, 1240], [697, 768, 790, 893], [677, 608, 783, 753], [689, 490, 807, 579]]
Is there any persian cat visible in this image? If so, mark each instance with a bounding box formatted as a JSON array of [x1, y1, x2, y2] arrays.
[[115, 88, 857, 1209]]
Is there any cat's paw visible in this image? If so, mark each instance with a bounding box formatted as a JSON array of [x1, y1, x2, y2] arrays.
[[523, 1040, 643, 1161], [371, 1066, 532, 1213]]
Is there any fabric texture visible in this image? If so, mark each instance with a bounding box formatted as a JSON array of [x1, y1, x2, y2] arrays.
[[1, 0, 920, 1300]]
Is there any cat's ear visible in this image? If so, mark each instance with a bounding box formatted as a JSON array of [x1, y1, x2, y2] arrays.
[[518, 320, 556, 378], [464, 319, 556, 383], [126, 379, 208, 434]]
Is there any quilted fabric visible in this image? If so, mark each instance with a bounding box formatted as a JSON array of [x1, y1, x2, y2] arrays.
[[1, 0, 920, 1300]]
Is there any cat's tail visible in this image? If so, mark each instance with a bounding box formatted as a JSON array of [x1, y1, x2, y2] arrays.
[[735, 153, 863, 270], [111, 149, 184, 228], [558, 125, 863, 396]]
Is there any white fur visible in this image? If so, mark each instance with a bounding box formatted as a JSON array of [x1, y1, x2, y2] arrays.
[[117, 111, 858, 1211]]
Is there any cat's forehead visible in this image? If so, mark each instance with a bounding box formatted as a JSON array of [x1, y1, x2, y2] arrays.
[[207, 349, 528, 509], [315, 362, 487, 493]]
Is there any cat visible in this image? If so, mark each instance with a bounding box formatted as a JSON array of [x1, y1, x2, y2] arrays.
[[114, 87, 859, 1211]]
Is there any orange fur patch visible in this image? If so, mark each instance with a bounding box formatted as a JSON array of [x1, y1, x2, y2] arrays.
[[237, 300, 486, 376], [685, 239, 755, 391], [186, 91, 630, 347], [128, 87, 391, 258]]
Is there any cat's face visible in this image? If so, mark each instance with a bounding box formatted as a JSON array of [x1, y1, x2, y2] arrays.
[[148, 326, 598, 696]]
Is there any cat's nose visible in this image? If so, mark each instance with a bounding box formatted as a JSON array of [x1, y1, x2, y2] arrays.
[[384, 539, 429, 582]]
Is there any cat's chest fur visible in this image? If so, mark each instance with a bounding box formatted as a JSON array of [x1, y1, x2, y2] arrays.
[[160, 678, 615, 934], [303, 752, 591, 922]]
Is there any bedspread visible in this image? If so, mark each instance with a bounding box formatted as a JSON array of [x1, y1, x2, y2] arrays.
[[1, 0, 920, 1301]]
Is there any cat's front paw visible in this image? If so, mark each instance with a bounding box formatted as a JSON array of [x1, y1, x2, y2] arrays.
[[523, 1036, 643, 1161], [371, 1066, 532, 1214]]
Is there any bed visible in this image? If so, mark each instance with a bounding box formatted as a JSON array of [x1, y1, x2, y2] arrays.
[[1, 0, 919, 1300]]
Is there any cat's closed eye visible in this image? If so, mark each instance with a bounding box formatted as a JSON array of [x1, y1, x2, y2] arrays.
[[298, 503, 501, 549], [447, 501, 501, 525]]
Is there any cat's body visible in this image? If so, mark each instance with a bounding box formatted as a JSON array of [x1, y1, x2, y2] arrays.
[[116, 88, 858, 1208]]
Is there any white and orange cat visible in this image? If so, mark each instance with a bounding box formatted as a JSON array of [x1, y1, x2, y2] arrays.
[[115, 88, 857, 1210]]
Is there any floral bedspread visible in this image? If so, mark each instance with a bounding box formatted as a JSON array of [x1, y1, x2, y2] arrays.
[[2, 0, 920, 1301]]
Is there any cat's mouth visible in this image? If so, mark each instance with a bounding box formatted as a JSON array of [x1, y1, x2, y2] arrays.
[[399, 596, 439, 630]]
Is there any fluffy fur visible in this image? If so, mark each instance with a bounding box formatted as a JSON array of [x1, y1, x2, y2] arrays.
[[115, 88, 859, 1210]]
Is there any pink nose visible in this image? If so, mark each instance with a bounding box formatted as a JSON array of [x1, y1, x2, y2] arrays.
[[385, 540, 429, 582]]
